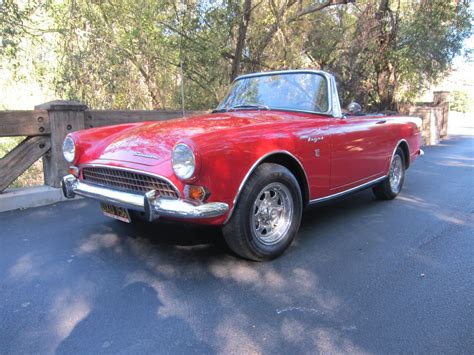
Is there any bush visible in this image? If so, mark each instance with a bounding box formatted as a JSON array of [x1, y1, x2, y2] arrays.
[[450, 90, 472, 113]]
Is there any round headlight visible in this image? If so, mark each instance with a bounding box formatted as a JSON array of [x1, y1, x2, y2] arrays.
[[63, 135, 76, 163], [172, 143, 195, 180]]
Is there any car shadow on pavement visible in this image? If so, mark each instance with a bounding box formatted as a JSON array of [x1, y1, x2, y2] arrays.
[[103, 189, 378, 261], [109, 217, 234, 257]]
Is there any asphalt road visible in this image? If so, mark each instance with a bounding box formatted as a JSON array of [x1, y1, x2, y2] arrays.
[[1, 135, 473, 354]]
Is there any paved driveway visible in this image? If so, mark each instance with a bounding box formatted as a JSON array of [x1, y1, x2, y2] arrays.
[[1, 135, 473, 354]]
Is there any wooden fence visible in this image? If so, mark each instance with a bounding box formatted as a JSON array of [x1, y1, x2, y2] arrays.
[[0, 100, 203, 193]]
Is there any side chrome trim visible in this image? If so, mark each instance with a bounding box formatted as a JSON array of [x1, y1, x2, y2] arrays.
[[329, 75, 343, 118], [80, 163, 181, 198], [309, 175, 387, 204], [224, 150, 309, 224]]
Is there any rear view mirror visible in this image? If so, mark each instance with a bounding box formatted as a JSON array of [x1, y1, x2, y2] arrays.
[[347, 102, 362, 114]]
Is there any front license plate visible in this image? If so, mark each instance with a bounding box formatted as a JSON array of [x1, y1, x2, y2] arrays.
[[100, 203, 131, 223]]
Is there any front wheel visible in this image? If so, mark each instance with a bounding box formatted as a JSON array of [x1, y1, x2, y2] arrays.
[[222, 163, 303, 261], [373, 147, 406, 200]]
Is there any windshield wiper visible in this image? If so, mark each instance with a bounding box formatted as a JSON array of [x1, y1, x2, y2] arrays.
[[211, 108, 228, 113], [230, 104, 270, 111], [211, 104, 270, 113]]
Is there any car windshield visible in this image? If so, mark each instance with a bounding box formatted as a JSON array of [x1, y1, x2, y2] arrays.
[[216, 72, 329, 113]]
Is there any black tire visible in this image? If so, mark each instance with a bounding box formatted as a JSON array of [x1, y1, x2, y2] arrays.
[[222, 163, 303, 261], [373, 147, 406, 200]]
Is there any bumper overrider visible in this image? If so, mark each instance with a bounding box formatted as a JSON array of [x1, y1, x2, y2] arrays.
[[61, 175, 229, 221]]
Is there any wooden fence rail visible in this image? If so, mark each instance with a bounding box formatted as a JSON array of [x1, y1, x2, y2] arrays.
[[0, 110, 50, 137], [0, 100, 203, 193]]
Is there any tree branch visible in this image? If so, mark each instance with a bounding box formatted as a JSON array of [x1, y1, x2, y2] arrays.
[[290, 0, 354, 22], [252, 0, 354, 68]]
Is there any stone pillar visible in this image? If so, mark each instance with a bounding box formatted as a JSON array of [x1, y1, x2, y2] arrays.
[[433, 91, 450, 139], [433, 91, 450, 105], [35, 100, 88, 187]]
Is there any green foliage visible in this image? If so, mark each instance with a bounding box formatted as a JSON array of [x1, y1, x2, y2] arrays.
[[48, 0, 240, 109], [0, 0, 52, 58], [306, 0, 473, 110], [450, 90, 471, 113], [1, 0, 473, 111], [1, 0, 27, 58], [395, 1, 472, 103]]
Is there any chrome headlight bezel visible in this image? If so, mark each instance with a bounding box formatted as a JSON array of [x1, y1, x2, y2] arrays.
[[62, 135, 76, 163], [172, 143, 196, 180]]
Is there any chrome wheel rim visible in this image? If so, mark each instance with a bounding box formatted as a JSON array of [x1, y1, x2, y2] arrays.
[[389, 155, 403, 194], [251, 182, 293, 245]]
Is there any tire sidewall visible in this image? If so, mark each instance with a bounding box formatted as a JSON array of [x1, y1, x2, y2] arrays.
[[390, 148, 405, 196], [238, 164, 303, 259]]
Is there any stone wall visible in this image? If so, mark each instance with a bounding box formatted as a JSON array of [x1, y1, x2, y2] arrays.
[[399, 91, 449, 146]]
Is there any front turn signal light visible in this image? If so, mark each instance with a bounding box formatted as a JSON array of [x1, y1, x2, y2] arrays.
[[184, 185, 209, 202], [68, 165, 80, 177]]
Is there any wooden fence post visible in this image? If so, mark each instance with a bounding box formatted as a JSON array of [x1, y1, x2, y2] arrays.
[[34, 100, 87, 188]]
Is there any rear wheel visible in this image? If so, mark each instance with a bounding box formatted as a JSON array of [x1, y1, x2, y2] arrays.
[[222, 163, 303, 261], [373, 147, 405, 200]]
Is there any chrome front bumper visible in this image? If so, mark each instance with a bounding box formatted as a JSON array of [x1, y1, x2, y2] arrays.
[[62, 175, 229, 221]]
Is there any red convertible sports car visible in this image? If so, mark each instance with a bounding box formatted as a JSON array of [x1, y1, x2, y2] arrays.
[[62, 70, 423, 260]]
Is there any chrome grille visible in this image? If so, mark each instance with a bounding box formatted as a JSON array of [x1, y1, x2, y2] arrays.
[[82, 167, 179, 198]]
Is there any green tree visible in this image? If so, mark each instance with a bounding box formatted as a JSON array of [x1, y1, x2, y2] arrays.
[[305, 0, 472, 110], [450, 90, 471, 113], [1, 0, 472, 111]]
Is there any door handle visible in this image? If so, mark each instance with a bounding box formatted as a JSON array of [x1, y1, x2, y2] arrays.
[[376, 120, 386, 124]]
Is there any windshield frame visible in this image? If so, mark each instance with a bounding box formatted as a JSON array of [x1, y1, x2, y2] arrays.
[[216, 69, 338, 117]]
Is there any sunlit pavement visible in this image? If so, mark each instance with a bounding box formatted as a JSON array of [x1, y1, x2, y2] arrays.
[[1, 133, 473, 354]]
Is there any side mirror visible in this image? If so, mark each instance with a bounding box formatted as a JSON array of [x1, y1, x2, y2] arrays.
[[347, 102, 362, 115]]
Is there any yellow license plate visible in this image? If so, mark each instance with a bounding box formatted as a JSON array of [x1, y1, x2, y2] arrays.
[[100, 203, 131, 223]]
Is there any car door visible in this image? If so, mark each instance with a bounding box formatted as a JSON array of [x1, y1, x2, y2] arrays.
[[295, 119, 331, 199], [329, 115, 388, 190]]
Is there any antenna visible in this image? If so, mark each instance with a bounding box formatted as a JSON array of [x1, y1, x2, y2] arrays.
[[180, 59, 185, 118], [179, 0, 185, 118]]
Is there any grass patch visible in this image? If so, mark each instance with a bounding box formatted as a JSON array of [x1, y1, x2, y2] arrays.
[[0, 137, 44, 189]]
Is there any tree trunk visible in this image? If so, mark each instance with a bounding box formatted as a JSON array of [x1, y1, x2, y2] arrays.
[[374, 0, 397, 110], [376, 65, 396, 110], [230, 0, 252, 81]]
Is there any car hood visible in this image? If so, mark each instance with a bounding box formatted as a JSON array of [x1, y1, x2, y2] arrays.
[[89, 111, 287, 166]]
